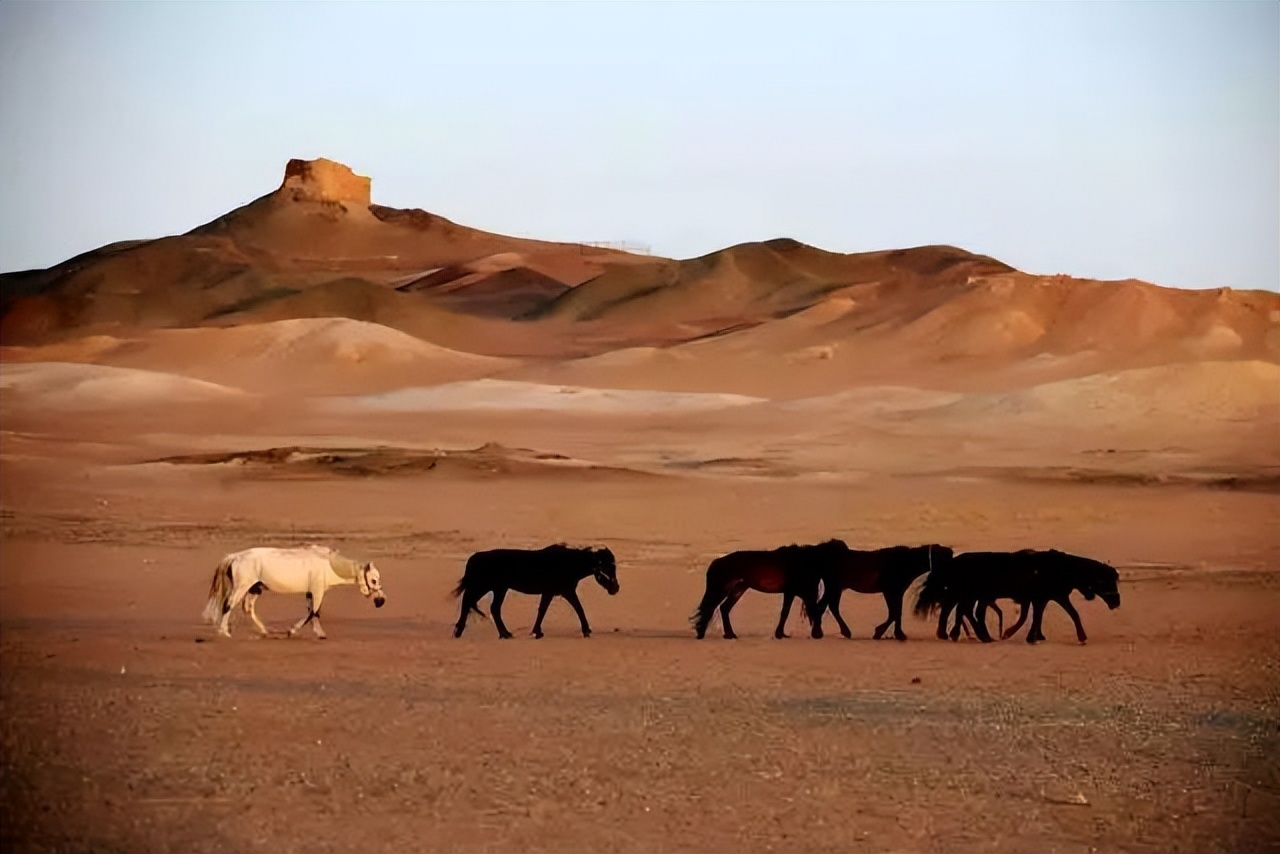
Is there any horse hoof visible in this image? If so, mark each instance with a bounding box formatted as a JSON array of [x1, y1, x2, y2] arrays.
[[532, 632, 543, 640], [841, 630, 853, 640], [724, 633, 737, 640]]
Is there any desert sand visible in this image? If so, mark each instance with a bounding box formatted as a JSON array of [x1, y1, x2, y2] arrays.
[[2, 159, 1277, 853]]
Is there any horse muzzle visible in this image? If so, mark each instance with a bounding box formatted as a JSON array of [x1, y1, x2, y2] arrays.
[[374, 596, 386, 608], [1101, 592, 1120, 610]]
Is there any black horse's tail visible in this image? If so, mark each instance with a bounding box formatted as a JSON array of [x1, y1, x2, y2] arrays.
[[913, 568, 947, 618], [450, 577, 488, 620], [690, 585, 720, 629], [801, 576, 825, 624], [800, 596, 823, 630], [691, 560, 729, 630]]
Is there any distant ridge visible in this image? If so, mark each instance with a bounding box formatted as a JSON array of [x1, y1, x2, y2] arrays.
[[1, 157, 1275, 384]]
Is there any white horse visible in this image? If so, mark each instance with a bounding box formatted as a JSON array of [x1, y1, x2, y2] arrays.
[[202, 545, 386, 639]]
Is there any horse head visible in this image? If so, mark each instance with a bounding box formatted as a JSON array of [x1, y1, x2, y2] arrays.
[[591, 548, 620, 595], [361, 562, 387, 608], [1072, 556, 1120, 610]]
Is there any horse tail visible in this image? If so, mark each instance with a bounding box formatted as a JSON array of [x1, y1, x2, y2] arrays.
[[450, 577, 488, 620], [913, 568, 946, 618], [690, 557, 729, 628], [202, 555, 235, 624]]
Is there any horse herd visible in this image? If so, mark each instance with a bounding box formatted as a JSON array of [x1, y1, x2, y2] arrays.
[[204, 540, 1122, 644]]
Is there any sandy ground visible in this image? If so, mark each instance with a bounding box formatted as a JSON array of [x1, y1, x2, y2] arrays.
[[2, 362, 1278, 854]]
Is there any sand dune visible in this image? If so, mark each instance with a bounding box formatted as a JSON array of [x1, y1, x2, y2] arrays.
[[324, 378, 764, 414], [917, 360, 1280, 425], [4, 318, 516, 395], [0, 361, 246, 410]]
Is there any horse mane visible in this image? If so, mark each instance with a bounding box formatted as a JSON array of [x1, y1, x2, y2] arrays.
[[326, 551, 363, 581], [776, 539, 847, 558]]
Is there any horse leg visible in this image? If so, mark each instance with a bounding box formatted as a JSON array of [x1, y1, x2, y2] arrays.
[[308, 587, 329, 639], [890, 594, 909, 641], [490, 588, 514, 639], [1026, 599, 1048, 644], [877, 590, 909, 641], [829, 590, 853, 639], [971, 602, 994, 643], [453, 588, 481, 638], [563, 589, 592, 638], [288, 592, 317, 638], [719, 586, 746, 639], [936, 600, 955, 640], [872, 592, 892, 640], [693, 584, 725, 639], [774, 592, 795, 639], [948, 598, 969, 642], [1001, 601, 1030, 641], [219, 576, 256, 638], [1057, 595, 1088, 644], [989, 601, 1005, 639], [243, 589, 270, 636], [531, 593, 554, 639]]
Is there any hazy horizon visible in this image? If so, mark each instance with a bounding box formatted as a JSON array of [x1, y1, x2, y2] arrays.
[[1, 2, 1276, 291]]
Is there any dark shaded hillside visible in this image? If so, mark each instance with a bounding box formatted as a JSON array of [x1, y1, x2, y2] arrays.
[[528, 241, 1015, 330], [0, 158, 650, 345]]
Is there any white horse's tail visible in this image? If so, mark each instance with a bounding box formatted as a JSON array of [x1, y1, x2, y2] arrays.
[[202, 555, 236, 624]]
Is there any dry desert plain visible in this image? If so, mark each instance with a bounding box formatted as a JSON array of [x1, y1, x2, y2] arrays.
[[1, 159, 1278, 853]]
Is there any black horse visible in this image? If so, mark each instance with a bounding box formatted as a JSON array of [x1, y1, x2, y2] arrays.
[[691, 540, 847, 639], [914, 549, 1121, 644], [813, 544, 953, 640], [452, 545, 619, 639]]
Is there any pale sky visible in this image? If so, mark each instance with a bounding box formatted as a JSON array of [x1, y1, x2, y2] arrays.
[[1, 2, 1276, 290]]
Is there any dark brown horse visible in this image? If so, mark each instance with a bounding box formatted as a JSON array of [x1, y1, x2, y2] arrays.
[[914, 549, 1120, 644], [452, 545, 618, 639], [691, 540, 848, 639], [813, 544, 953, 640]]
